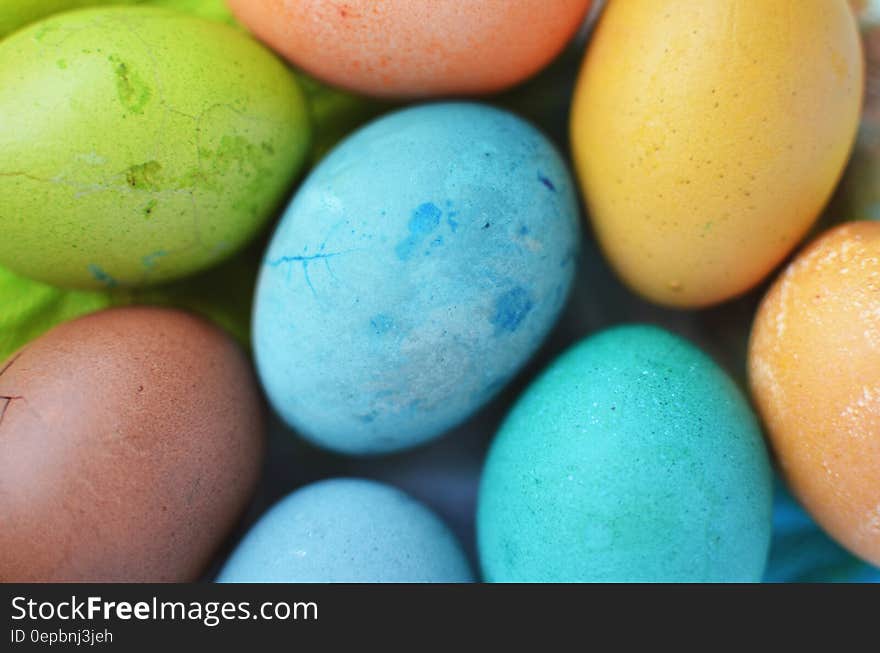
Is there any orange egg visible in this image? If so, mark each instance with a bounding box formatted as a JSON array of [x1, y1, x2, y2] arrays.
[[227, 0, 592, 98], [749, 222, 880, 565]]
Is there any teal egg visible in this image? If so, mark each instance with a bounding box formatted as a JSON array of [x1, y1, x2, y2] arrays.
[[477, 324, 773, 582]]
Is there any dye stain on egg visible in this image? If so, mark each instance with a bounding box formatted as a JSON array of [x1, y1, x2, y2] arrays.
[[253, 102, 581, 455], [0, 6, 311, 289]]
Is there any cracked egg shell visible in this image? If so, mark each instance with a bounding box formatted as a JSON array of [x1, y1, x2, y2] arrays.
[[253, 102, 581, 455], [227, 0, 592, 98], [0, 306, 265, 582], [749, 222, 880, 567], [0, 6, 310, 289]]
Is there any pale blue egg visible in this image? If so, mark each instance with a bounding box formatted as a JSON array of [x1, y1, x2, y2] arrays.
[[217, 478, 474, 583], [253, 102, 580, 455], [478, 325, 773, 582]]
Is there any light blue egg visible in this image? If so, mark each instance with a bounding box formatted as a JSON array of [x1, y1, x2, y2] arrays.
[[478, 324, 773, 582], [765, 477, 880, 583], [253, 102, 580, 455], [217, 478, 474, 583]]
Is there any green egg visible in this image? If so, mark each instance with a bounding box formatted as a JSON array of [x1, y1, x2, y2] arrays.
[[0, 6, 310, 289], [478, 324, 773, 582], [145, 0, 236, 25], [0, 1, 140, 39]]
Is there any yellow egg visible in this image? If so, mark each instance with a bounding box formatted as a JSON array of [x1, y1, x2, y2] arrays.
[[571, 0, 863, 307]]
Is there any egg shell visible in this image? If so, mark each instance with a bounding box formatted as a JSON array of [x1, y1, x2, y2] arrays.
[[0, 1, 136, 38], [0, 6, 310, 289], [0, 307, 265, 582], [147, 0, 236, 24], [218, 478, 473, 583], [749, 222, 880, 566], [227, 0, 592, 98], [570, 0, 863, 307], [478, 324, 773, 582], [765, 477, 880, 583], [253, 102, 581, 455]]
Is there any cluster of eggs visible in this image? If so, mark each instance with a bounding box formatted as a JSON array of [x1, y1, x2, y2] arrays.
[[0, 0, 878, 583]]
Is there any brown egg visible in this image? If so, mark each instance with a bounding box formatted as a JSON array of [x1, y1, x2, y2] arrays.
[[0, 307, 265, 582], [749, 222, 880, 565]]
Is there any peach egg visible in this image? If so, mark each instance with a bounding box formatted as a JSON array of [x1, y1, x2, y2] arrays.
[[226, 0, 593, 98], [749, 222, 880, 566]]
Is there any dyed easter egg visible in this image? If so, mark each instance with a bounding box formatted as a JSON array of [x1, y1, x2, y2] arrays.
[[749, 222, 880, 566], [571, 0, 862, 307], [147, 0, 236, 24], [478, 325, 773, 582], [0, 6, 310, 289], [218, 478, 473, 582], [227, 0, 592, 98], [253, 103, 580, 455], [0, 307, 265, 582], [0, 1, 136, 38]]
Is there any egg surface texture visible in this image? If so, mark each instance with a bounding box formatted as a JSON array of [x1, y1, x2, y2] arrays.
[[478, 325, 773, 582], [570, 0, 862, 307], [749, 222, 880, 567], [0, 1, 135, 38], [0, 307, 265, 582], [253, 103, 580, 455], [227, 0, 592, 98], [0, 6, 310, 289], [218, 478, 474, 582]]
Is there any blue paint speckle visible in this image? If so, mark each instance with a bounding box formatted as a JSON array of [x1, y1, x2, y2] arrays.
[[142, 250, 167, 270], [538, 172, 556, 192], [519, 225, 529, 236], [395, 202, 442, 260], [491, 287, 534, 335], [410, 203, 442, 233], [88, 264, 117, 288], [370, 314, 394, 335]]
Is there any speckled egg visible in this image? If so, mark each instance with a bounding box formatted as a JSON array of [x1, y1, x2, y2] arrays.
[[227, 0, 592, 98], [217, 478, 474, 583], [0, 307, 265, 582], [253, 102, 581, 455], [571, 0, 862, 307], [478, 325, 773, 582], [749, 222, 880, 566], [0, 6, 310, 289]]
